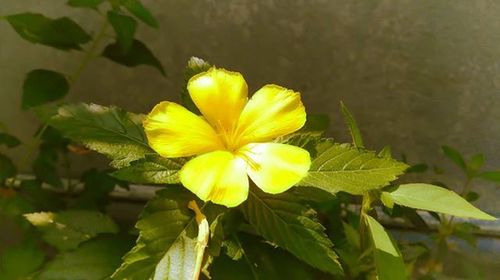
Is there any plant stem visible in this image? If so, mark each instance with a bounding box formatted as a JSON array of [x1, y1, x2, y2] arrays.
[[359, 194, 371, 251]]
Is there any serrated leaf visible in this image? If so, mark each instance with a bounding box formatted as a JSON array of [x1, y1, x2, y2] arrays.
[[38, 237, 132, 280], [67, 0, 105, 9], [112, 154, 185, 184], [103, 39, 165, 75], [120, 0, 159, 28], [478, 171, 500, 183], [107, 11, 138, 53], [49, 103, 153, 168], [0, 132, 21, 148], [0, 153, 16, 183], [240, 187, 343, 276], [25, 210, 119, 251], [364, 214, 407, 280], [340, 101, 364, 148], [0, 241, 44, 280], [111, 188, 217, 280], [382, 183, 496, 220], [300, 142, 408, 195], [22, 69, 69, 110], [6, 13, 91, 50], [181, 57, 212, 113], [442, 145, 466, 171]]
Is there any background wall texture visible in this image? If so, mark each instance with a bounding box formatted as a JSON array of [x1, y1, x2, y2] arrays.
[[1, 0, 499, 212]]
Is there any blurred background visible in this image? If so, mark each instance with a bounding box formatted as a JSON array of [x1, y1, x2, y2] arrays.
[[1, 0, 499, 213]]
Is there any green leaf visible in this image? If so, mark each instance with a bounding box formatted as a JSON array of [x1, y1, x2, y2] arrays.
[[300, 142, 408, 195], [111, 187, 214, 279], [49, 103, 153, 168], [442, 145, 466, 171], [240, 187, 343, 276], [32, 144, 63, 188], [67, 0, 105, 9], [107, 11, 138, 53], [452, 222, 480, 247], [342, 222, 360, 249], [478, 171, 500, 183], [112, 154, 185, 184], [38, 237, 133, 280], [406, 163, 428, 173], [72, 169, 127, 210], [181, 57, 212, 113], [19, 180, 65, 210], [467, 154, 484, 173], [120, 0, 159, 28], [22, 69, 69, 110], [0, 132, 21, 148], [378, 146, 392, 158], [103, 39, 165, 75], [340, 101, 364, 148], [0, 242, 44, 280], [0, 153, 16, 183], [382, 183, 496, 220], [24, 210, 119, 251], [6, 13, 91, 50], [364, 214, 407, 280]]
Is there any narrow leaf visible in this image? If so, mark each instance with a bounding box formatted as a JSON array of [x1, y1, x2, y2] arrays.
[[107, 11, 138, 52], [364, 214, 407, 280], [67, 0, 105, 9], [22, 69, 69, 110], [49, 103, 153, 168], [6, 13, 91, 50], [383, 183, 496, 220], [340, 101, 364, 148], [103, 39, 165, 75], [112, 154, 185, 184], [442, 145, 466, 171], [241, 187, 343, 276], [0, 132, 21, 148], [478, 171, 500, 183], [300, 142, 408, 195], [120, 0, 159, 28]]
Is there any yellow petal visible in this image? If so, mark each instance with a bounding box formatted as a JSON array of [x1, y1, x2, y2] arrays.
[[238, 143, 310, 194], [187, 67, 248, 133], [143, 101, 223, 158], [236, 85, 306, 145], [180, 151, 249, 207]]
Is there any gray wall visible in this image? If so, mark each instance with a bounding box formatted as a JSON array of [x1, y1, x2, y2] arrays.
[[1, 1, 499, 212]]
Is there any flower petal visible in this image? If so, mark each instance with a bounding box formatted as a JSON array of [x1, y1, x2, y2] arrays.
[[236, 85, 306, 145], [187, 67, 248, 132], [238, 143, 310, 194], [180, 151, 249, 207], [143, 101, 223, 158]]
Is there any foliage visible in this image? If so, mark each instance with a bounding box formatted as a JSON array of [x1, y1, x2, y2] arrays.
[[1, 4, 498, 279]]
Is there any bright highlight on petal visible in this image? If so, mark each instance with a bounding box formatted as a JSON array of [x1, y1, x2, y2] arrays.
[[238, 143, 311, 194], [236, 84, 306, 145], [143, 102, 223, 158], [179, 151, 249, 207], [187, 68, 248, 133]]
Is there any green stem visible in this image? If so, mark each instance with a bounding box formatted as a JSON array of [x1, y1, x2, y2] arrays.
[[359, 194, 371, 251]]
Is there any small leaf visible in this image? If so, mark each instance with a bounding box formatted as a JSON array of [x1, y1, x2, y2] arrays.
[[0, 153, 17, 183], [340, 101, 364, 148], [343, 222, 360, 249], [452, 222, 480, 247], [103, 39, 165, 75], [241, 187, 343, 276], [364, 214, 407, 280], [378, 146, 392, 158], [24, 210, 119, 251], [0, 242, 45, 280], [300, 141, 408, 195], [49, 103, 153, 168], [38, 237, 132, 280], [67, 0, 105, 9], [0, 132, 21, 148], [112, 154, 185, 184], [120, 0, 159, 28], [478, 171, 500, 183], [467, 154, 484, 173], [442, 145, 466, 171], [181, 57, 212, 113], [406, 163, 428, 173], [383, 183, 496, 220], [32, 145, 63, 188], [464, 191, 479, 202], [6, 13, 91, 50], [22, 69, 69, 110], [107, 11, 138, 53]]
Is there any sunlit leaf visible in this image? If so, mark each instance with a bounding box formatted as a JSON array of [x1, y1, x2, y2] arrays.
[[364, 214, 407, 280], [103, 39, 165, 75], [382, 183, 495, 220], [6, 13, 91, 50], [112, 154, 185, 184], [300, 142, 408, 195], [241, 187, 343, 276], [22, 69, 69, 110], [340, 101, 364, 148], [107, 11, 137, 53]]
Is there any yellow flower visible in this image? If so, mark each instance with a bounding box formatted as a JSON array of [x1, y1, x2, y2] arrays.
[[143, 67, 311, 207]]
